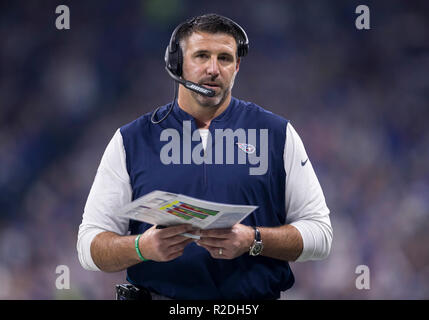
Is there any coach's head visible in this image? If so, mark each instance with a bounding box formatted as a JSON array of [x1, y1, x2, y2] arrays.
[[165, 14, 249, 110]]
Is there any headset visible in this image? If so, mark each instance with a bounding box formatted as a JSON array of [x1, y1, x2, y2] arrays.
[[151, 14, 249, 124]]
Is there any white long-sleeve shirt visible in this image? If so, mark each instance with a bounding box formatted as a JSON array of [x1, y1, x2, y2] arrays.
[[77, 122, 332, 271]]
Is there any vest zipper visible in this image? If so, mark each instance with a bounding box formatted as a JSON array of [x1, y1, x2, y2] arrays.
[[203, 146, 207, 186]]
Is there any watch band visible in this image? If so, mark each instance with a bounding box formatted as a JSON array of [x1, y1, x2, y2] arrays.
[[254, 227, 261, 241], [249, 226, 263, 256]]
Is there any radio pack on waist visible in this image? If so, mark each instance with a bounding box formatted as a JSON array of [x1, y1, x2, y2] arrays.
[[115, 283, 152, 300]]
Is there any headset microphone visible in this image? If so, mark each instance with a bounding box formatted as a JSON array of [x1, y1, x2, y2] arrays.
[[165, 67, 215, 97], [151, 68, 216, 124]]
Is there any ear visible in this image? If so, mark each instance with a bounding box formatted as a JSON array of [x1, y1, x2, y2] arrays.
[[236, 57, 241, 72]]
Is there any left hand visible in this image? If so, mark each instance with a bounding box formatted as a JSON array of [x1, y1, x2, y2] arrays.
[[196, 224, 254, 259]]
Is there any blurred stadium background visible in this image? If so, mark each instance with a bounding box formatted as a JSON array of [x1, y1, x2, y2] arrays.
[[0, 0, 428, 299]]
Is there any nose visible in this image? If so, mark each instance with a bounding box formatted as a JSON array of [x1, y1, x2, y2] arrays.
[[206, 56, 220, 78]]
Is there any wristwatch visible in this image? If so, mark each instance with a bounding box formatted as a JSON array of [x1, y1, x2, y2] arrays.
[[249, 227, 263, 256]]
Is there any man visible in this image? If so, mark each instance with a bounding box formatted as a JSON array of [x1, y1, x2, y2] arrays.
[[77, 13, 332, 300]]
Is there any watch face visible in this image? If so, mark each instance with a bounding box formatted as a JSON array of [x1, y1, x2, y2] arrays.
[[250, 242, 263, 256]]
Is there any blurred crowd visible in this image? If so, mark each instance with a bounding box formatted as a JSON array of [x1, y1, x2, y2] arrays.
[[0, 0, 428, 299]]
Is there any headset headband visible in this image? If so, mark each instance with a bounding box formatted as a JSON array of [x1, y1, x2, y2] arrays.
[[169, 16, 248, 57], [165, 15, 249, 77]]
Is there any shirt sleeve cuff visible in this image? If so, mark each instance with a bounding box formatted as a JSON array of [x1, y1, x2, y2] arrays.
[[290, 219, 332, 262], [77, 226, 105, 271]]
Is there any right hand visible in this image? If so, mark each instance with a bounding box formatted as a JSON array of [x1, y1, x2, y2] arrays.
[[138, 224, 196, 262]]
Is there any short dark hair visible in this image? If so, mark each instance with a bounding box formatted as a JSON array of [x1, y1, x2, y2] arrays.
[[176, 13, 246, 56]]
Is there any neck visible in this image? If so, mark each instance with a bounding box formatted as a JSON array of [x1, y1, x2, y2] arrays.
[[177, 88, 231, 129]]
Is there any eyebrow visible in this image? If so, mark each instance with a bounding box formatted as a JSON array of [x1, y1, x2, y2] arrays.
[[193, 50, 209, 55], [193, 50, 235, 58]]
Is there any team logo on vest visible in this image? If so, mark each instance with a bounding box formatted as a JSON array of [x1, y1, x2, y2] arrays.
[[160, 121, 268, 175], [236, 143, 255, 154]]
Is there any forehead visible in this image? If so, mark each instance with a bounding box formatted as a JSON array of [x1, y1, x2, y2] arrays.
[[181, 31, 237, 55]]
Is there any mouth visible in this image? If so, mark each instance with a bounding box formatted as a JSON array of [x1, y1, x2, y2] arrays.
[[200, 82, 221, 90]]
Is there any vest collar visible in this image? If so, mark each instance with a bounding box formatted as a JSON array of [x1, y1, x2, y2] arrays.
[[172, 97, 238, 124]]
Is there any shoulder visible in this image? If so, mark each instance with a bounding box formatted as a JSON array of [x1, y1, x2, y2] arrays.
[[119, 103, 173, 136], [233, 97, 289, 128], [120, 112, 151, 136]]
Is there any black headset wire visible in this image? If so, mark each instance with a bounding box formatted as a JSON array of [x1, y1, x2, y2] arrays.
[[150, 79, 178, 124]]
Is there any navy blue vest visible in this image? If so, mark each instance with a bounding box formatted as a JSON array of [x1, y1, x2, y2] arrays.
[[120, 97, 294, 299]]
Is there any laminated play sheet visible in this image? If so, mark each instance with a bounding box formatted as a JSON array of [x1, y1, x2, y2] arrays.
[[118, 190, 258, 231]]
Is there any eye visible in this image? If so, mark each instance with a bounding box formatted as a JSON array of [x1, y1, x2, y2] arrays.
[[196, 53, 209, 59], [219, 55, 233, 62]]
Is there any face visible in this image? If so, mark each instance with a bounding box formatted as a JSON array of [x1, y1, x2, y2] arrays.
[[180, 31, 240, 108]]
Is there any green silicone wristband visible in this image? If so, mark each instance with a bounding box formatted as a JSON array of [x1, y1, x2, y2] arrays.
[[135, 234, 149, 261]]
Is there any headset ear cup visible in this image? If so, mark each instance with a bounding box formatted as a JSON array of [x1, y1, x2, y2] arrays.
[[165, 42, 182, 76], [164, 46, 170, 68], [238, 45, 243, 58], [238, 41, 248, 57], [177, 46, 183, 76], [167, 48, 178, 75]]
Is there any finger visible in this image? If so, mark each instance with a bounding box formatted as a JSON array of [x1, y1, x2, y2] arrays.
[[185, 229, 201, 238], [197, 242, 218, 251], [164, 238, 194, 260], [197, 237, 226, 248], [165, 250, 184, 261], [167, 238, 194, 255], [197, 243, 227, 259], [163, 234, 195, 246], [158, 224, 194, 239], [200, 228, 232, 238]]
